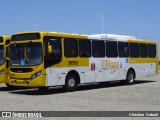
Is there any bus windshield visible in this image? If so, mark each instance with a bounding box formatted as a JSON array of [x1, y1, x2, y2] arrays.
[[0, 45, 4, 65], [10, 42, 42, 66]]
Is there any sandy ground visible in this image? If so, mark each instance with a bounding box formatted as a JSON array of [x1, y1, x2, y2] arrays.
[[0, 66, 160, 120]]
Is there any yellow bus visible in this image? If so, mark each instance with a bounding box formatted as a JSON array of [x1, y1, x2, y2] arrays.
[[0, 36, 11, 87], [8, 32, 158, 91]]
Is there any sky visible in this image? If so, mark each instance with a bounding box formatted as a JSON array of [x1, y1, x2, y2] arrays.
[[0, 0, 160, 59]]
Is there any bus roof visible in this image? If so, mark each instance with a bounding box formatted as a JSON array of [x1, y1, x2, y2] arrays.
[[0, 36, 10, 38], [13, 31, 88, 38], [88, 34, 157, 43], [12, 32, 157, 43], [14, 31, 87, 36], [88, 34, 136, 41], [48, 32, 87, 37]]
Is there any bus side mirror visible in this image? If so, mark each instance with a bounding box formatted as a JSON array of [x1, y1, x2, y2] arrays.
[[5, 44, 10, 60], [48, 45, 52, 54]]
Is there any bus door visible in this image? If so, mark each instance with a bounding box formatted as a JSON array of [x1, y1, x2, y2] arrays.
[[43, 36, 62, 86], [103, 41, 119, 81], [118, 42, 129, 80]]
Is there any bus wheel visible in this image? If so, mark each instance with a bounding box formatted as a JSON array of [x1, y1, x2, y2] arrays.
[[126, 70, 135, 85], [5, 83, 11, 87], [5, 83, 15, 89], [64, 74, 77, 92]]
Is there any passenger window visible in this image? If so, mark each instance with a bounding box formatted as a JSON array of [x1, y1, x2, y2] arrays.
[[106, 41, 118, 57], [118, 42, 129, 57], [79, 40, 91, 57], [139, 44, 147, 58], [64, 38, 78, 57], [129, 43, 139, 58], [92, 40, 105, 57], [148, 44, 156, 58]]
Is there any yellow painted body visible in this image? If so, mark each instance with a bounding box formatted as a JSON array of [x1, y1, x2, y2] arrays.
[[10, 64, 46, 87], [9, 32, 88, 87], [9, 32, 158, 87], [0, 36, 10, 84], [128, 39, 158, 74]]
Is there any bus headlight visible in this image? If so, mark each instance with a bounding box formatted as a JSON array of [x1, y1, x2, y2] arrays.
[[37, 71, 42, 76], [0, 70, 4, 75], [31, 71, 42, 79], [31, 74, 37, 79]]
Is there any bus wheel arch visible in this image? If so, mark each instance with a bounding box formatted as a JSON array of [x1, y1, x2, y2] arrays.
[[126, 68, 136, 85], [64, 70, 80, 92]]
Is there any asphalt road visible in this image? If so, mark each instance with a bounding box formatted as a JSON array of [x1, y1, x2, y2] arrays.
[[0, 66, 160, 120]]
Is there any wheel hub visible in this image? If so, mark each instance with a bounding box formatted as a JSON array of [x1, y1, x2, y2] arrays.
[[128, 73, 134, 82], [68, 78, 75, 87]]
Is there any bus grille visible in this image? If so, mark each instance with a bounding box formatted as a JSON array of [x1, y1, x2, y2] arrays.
[[10, 68, 33, 73]]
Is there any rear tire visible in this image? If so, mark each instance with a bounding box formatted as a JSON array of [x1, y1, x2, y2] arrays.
[[64, 74, 77, 92], [126, 70, 135, 85]]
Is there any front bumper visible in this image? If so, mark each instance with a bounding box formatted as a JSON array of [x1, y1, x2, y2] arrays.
[[0, 73, 10, 84], [9, 74, 46, 87]]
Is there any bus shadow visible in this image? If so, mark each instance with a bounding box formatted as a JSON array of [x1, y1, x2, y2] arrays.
[[9, 80, 156, 95], [0, 86, 29, 91]]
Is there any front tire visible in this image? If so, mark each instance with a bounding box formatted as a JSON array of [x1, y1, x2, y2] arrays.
[[126, 70, 135, 85], [5, 83, 11, 87], [64, 74, 77, 92], [5, 83, 15, 89]]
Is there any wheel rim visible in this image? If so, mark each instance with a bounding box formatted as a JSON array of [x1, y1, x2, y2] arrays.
[[68, 78, 75, 88], [128, 73, 134, 82]]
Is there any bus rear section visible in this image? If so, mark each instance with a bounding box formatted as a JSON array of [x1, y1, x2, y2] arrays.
[[0, 36, 11, 87], [128, 39, 158, 79], [89, 34, 158, 85]]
